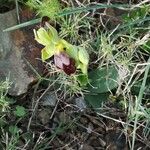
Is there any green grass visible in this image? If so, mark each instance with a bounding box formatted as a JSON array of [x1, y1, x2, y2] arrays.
[[0, 78, 11, 113], [1, 0, 150, 149]]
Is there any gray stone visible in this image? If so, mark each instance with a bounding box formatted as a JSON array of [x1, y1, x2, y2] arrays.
[[42, 92, 57, 107], [0, 9, 15, 59], [0, 8, 43, 96], [75, 97, 87, 111]]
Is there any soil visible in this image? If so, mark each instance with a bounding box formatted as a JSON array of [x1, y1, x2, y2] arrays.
[[12, 89, 150, 150]]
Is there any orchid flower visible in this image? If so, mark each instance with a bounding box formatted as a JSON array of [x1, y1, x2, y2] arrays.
[[34, 23, 89, 75]]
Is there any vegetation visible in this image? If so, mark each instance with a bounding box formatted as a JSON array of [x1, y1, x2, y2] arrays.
[[26, 0, 61, 20], [0, 0, 150, 149]]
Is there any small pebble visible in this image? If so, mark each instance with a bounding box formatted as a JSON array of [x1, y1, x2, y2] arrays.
[[75, 97, 87, 111]]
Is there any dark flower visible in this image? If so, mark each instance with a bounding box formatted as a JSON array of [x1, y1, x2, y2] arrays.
[[41, 16, 50, 27], [54, 52, 76, 75]]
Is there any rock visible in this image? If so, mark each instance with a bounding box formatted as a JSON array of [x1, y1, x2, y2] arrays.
[[42, 92, 57, 107], [0, 7, 43, 96], [0, 9, 15, 59], [75, 97, 87, 111]]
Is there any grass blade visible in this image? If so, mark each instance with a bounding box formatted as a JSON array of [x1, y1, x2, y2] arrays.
[[58, 4, 129, 16], [131, 57, 150, 150], [3, 4, 129, 32], [118, 17, 150, 30], [3, 18, 41, 32]]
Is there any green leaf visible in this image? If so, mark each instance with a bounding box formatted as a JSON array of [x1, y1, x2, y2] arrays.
[[88, 66, 118, 93], [34, 28, 51, 46], [85, 93, 109, 109], [59, 4, 129, 17], [76, 74, 88, 86], [68, 45, 79, 61], [41, 45, 55, 61], [46, 23, 59, 42], [3, 4, 129, 32], [78, 63, 88, 74], [3, 18, 41, 32], [60, 40, 78, 60], [41, 48, 50, 61], [14, 106, 26, 117], [78, 47, 89, 65], [9, 125, 20, 135]]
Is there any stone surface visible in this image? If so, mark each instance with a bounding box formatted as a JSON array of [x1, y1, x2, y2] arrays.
[[0, 9, 16, 60], [0, 8, 43, 96], [42, 92, 57, 107], [75, 97, 87, 111]]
